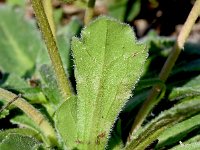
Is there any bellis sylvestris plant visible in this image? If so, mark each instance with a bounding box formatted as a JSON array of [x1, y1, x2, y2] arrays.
[[0, 0, 200, 150]]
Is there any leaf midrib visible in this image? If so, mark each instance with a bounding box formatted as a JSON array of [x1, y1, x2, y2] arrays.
[[86, 20, 109, 148]]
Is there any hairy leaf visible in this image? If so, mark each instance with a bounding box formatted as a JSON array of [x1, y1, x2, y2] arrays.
[[169, 75, 200, 101], [170, 142, 200, 150], [172, 59, 200, 75], [39, 65, 62, 106], [11, 114, 41, 132], [125, 98, 200, 150], [0, 133, 41, 150], [11, 113, 55, 145], [68, 16, 147, 149], [0, 128, 42, 143], [157, 113, 200, 149], [184, 134, 200, 144], [107, 119, 123, 150], [55, 96, 77, 149]]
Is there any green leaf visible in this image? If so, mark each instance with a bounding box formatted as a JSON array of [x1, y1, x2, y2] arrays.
[[0, 6, 45, 76], [71, 16, 147, 149], [39, 65, 62, 106], [107, 119, 123, 150], [125, 98, 200, 150], [0, 133, 41, 150], [19, 87, 47, 104], [135, 78, 165, 92], [172, 59, 200, 75], [170, 142, 200, 150], [108, 0, 128, 21], [122, 78, 165, 113], [0, 109, 9, 119], [185, 135, 200, 144], [156, 113, 200, 149], [0, 74, 29, 89], [11, 114, 41, 132], [10, 114, 53, 146], [57, 17, 82, 75], [36, 17, 82, 75], [123, 90, 149, 113], [55, 96, 77, 149], [0, 128, 42, 143], [169, 75, 200, 101], [127, 0, 141, 21], [0, 74, 47, 104]]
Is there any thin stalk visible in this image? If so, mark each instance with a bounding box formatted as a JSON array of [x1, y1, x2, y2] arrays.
[[0, 94, 21, 113], [128, 0, 200, 142], [84, 0, 96, 25], [31, 0, 72, 99], [42, 0, 56, 37], [0, 88, 58, 147]]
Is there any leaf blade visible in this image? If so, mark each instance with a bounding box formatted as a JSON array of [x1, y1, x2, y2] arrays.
[[55, 96, 77, 149], [72, 16, 147, 149]]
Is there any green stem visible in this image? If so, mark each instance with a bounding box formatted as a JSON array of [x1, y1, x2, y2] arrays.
[[31, 0, 72, 99], [0, 88, 58, 147], [84, 0, 96, 25], [42, 0, 56, 37], [127, 0, 200, 142]]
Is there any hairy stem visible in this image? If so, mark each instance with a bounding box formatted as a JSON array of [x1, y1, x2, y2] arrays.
[[84, 0, 96, 25], [42, 0, 56, 37], [31, 0, 72, 99], [128, 0, 200, 142], [0, 88, 58, 147]]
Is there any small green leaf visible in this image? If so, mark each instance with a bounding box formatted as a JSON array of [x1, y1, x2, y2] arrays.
[[0, 133, 41, 150], [55, 96, 77, 149], [71, 16, 147, 149], [125, 98, 200, 150]]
